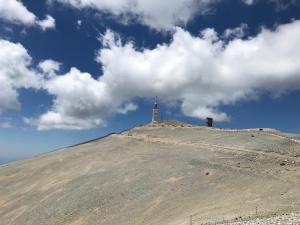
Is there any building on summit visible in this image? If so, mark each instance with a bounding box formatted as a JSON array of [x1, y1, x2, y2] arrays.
[[152, 96, 159, 123], [206, 117, 213, 127], [151, 96, 214, 127]]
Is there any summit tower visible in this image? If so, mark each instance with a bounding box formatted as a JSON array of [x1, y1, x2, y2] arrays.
[[152, 96, 159, 123]]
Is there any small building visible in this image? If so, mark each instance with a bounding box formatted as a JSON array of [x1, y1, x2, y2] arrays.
[[206, 117, 213, 127]]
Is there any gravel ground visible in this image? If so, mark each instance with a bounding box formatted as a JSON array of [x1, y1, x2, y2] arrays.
[[214, 212, 300, 225], [1, 121, 299, 225]]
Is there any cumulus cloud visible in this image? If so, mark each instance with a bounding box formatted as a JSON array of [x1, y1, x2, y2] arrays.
[[38, 59, 61, 78], [31, 68, 111, 130], [1, 19, 299, 130], [0, 39, 42, 110], [48, 0, 220, 30], [223, 23, 248, 39], [25, 67, 139, 130], [36, 15, 56, 30], [0, 0, 55, 30], [25, 20, 300, 130], [47, 0, 276, 30]]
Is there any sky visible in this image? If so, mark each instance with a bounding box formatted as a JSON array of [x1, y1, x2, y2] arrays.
[[0, 0, 300, 164]]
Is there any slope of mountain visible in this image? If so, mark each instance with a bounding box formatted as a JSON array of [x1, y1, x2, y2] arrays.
[[0, 121, 300, 225]]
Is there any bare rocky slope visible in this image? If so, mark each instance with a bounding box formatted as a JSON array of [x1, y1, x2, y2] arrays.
[[0, 121, 300, 225]]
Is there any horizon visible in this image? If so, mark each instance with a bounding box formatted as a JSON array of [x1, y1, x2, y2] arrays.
[[1, 115, 299, 165]]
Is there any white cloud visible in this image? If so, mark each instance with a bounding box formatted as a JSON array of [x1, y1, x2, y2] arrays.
[[223, 23, 248, 39], [38, 59, 61, 78], [25, 67, 124, 130], [117, 103, 138, 114], [49, 0, 220, 30], [25, 111, 106, 130], [0, 39, 42, 110], [241, 0, 255, 5], [0, 121, 12, 129], [76, 20, 82, 29], [0, 0, 36, 25], [36, 15, 56, 30], [26, 20, 300, 130], [48, 0, 276, 30], [0, 0, 55, 30], [241, 0, 299, 10]]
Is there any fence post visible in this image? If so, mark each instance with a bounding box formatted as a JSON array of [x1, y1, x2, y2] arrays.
[[190, 215, 192, 225]]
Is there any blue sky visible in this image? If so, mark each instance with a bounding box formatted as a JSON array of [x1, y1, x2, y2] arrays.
[[0, 0, 300, 164]]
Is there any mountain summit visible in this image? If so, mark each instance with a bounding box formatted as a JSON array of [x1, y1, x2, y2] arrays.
[[1, 121, 300, 225]]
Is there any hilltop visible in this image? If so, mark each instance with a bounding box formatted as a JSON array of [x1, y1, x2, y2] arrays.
[[0, 121, 300, 225]]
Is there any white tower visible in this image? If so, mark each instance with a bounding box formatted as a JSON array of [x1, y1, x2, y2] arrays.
[[152, 96, 159, 123]]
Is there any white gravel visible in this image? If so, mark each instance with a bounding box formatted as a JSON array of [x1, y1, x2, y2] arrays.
[[215, 212, 300, 225]]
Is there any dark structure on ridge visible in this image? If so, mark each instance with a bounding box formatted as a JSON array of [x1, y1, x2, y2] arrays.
[[206, 117, 213, 127]]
